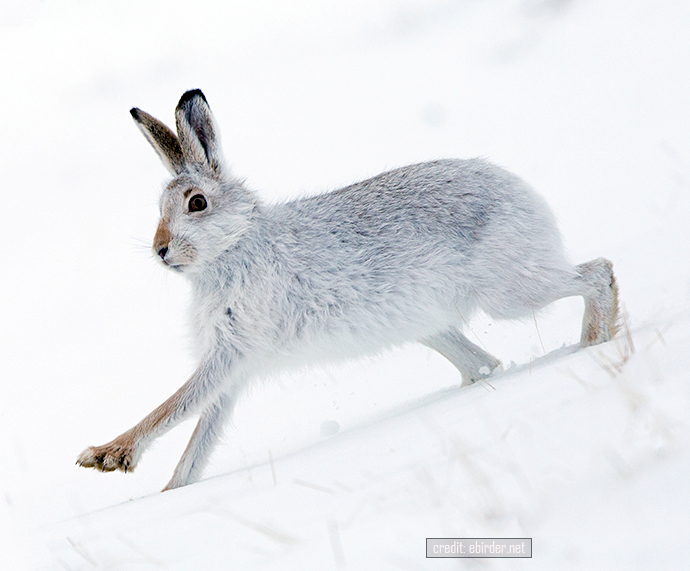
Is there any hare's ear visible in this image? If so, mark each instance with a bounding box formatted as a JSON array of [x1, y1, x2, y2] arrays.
[[175, 89, 225, 176], [130, 108, 185, 176]]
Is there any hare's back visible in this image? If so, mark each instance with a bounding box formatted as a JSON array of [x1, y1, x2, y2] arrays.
[[280, 158, 535, 250]]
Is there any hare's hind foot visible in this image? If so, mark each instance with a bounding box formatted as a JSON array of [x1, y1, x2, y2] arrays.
[[77, 432, 139, 473], [423, 328, 501, 386], [576, 258, 620, 347]]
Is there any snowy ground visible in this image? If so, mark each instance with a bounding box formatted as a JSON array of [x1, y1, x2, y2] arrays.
[[1, 0, 689, 569]]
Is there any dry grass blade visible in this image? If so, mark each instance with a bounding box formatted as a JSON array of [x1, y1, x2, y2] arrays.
[[594, 309, 634, 378]]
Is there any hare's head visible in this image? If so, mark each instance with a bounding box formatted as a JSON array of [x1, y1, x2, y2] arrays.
[[131, 90, 256, 275]]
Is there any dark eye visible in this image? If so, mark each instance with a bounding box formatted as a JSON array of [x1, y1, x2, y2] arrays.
[[188, 194, 207, 212]]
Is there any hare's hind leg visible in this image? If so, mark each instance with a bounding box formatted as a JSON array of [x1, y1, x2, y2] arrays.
[[576, 258, 620, 347], [422, 328, 501, 386], [163, 392, 236, 491]]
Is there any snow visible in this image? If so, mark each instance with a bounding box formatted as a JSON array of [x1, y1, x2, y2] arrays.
[[1, 0, 689, 569]]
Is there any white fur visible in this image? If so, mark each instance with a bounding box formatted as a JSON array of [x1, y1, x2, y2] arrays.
[[77, 89, 619, 490]]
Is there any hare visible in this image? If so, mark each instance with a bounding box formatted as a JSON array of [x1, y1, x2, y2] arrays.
[[77, 89, 619, 490]]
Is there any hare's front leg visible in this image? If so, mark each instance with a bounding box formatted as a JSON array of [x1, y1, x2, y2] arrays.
[[422, 327, 501, 386], [77, 352, 231, 475], [163, 392, 237, 491]]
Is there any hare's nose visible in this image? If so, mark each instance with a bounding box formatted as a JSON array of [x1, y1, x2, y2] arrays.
[[153, 219, 172, 260]]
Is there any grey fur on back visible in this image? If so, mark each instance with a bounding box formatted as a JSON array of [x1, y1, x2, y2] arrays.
[[77, 90, 619, 490]]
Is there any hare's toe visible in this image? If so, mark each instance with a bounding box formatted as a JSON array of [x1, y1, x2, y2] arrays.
[[77, 440, 137, 473]]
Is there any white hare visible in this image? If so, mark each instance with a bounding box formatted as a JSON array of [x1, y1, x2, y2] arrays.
[[78, 89, 619, 490]]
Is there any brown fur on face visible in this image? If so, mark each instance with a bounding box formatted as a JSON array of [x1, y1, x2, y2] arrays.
[[153, 218, 171, 253]]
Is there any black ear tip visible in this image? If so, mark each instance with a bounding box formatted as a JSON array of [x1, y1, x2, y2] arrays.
[[178, 89, 207, 109], [130, 107, 141, 120]]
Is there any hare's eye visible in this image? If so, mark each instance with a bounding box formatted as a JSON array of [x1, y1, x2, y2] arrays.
[[188, 194, 207, 213]]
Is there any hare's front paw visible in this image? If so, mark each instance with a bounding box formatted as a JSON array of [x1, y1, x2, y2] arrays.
[[77, 435, 139, 473]]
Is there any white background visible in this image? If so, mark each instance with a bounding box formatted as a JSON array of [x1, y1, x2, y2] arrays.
[[1, 1, 689, 569]]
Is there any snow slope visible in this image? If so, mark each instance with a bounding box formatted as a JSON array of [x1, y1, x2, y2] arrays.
[[39, 323, 690, 570], [1, 0, 689, 569]]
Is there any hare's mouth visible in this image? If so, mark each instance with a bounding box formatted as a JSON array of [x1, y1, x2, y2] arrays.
[[155, 239, 196, 272], [158, 257, 185, 272], [166, 262, 185, 273]]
